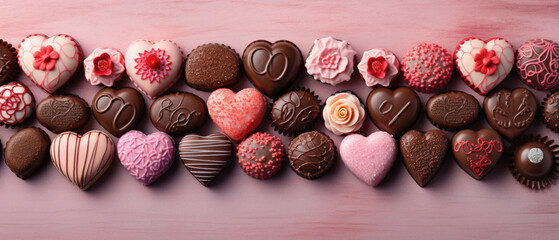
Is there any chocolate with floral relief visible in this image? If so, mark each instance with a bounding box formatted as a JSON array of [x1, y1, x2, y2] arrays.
[[36, 94, 91, 133], [483, 88, 537, 140], [150, 92, 208, 136], [426, 91, 480, 131]]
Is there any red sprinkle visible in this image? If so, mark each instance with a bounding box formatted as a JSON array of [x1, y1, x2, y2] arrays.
[[236, 132, 285, 180]]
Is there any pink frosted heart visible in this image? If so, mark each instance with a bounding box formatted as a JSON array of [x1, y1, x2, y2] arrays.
[[117, 130, 176, 185], [339, 131, 397, 187]]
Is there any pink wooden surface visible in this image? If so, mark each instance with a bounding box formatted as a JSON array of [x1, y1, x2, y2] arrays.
[[1, 0, 559, 239]]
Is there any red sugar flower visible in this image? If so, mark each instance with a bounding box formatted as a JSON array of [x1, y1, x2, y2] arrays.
[[474, 48, 500, 76], [367, 56, 388, 78], [32, 46, 59, 71], [93, 53, 113, 76]]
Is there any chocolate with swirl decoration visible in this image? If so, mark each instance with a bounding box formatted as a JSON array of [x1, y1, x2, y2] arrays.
[[288, 131, 336, 179], [271, 90, 320, 136], [150, 92, 208, 136], [92, 88, 145, 137]]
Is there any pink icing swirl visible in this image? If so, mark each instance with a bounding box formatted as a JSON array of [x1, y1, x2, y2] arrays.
[[305, 37, 356, 86], [323, 92, 365, 135], [517, 39, 559, 90], [84, 48, 125, 87], [357, 48, 400, 87]]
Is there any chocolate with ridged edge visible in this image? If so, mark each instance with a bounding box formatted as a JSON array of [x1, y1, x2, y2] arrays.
[[243, 40, 303, 98], [426, 91, 480, 131], [542, 91, 559, 133], [366, 87, 421, 135], [185, 43, 241, 91], [92, 87, 145, 137], [452, 128, 503, 180], [288, 131, 336, 179], [4, 127, 50, 179], [179, 133, 232, 187], [0, 39, 18, 85], [150, 92, 208, 136], [509, 135, 559, 190], [36, 94, 90, 133], [271, 89, 320, 136], [400, 129, 447, 187], [484, 88, 537, 140]]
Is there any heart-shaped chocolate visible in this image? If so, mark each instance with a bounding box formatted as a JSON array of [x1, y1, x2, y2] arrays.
[[400, 129, 448, 187], [5, 127, 50, 179], [207, 88, 266, 141], [117, 130, 175, 185], [426, 91, 480, 131], [125, 40, 184, 99], [452, 128, 503, 180], [179, 133, 232, 186], [366, 87, 421, 135], [339, 131, 397, 187], [36, 95, 90, 133], [18, 34, 82, 93], [92, 87, 145, 137], [455, 38, 514, 95], [484, 88, 537, 140], [243, 40, 302, 98], [50, 130, 115, 190]]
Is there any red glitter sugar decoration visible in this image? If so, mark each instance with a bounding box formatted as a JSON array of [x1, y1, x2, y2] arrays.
[[134, 48, 172, 84]]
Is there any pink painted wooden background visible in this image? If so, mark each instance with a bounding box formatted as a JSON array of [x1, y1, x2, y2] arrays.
[[1, 0, 558, 239]]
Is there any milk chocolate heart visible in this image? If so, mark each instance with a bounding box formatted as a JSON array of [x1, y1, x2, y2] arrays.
[[400, 129, 448, 187], [484, 88, 537, 140], [125, 40, 184, 99], [455, 37, 514, 95], [50, 130, 115, 190], [243, 40, 303, 98], [92, 87, 145, 137], [452, 128, 503, 180], [366, 87, 421, 135], [179, 133, 232, 186], [18, 34, 82, 93], [36, 95, 90, 133]]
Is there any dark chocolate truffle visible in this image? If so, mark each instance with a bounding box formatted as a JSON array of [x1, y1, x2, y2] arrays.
[[509, 135, 559, 190], [179, 133, 232, 187], [185, 43, 241, 91], [483, 88, 537, 140], [426, 91, 480, 131], [150, 92, 208, 136], [92, 87, 145, 137], [237, 132, 285, 180], [0, 39, 18, 85], [516, 39, 559, 91], [4, 127, 50, 179], [542, 91, 559, 132], [36, 95, 91, 133], [271, 90, 320, 136], [288, 131, 336, 179]]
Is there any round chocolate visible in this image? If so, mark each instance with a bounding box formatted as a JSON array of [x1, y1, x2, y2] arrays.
[[366, 87, 421, 135], [92, 87, 145, 137], [426, 91, 480, 131], [516, 39, 559, 91], [4, 127, 50, 179], [243, 40, 303, 98], [271, 90, 320, 136], [483, 88, 537, 139], [288, 131, 336, 179], [542, 91, 559, 132], [36, 95, 90, 133], [0, 39, 18, 85], [185, 43, 241, 91], [510, 135, 559, 190], [237, 132, 285, 180], [150, 92, 207, 136]]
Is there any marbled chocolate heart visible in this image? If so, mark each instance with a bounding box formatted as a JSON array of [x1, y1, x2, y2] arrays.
[[452, 128, 503, 180], [400, 129, 448, 187], [243, 40, 303, 98], [36, 95, 90, 133], [366, 87, 421, 135], [92, 87, 145, 137], [483, 88, 537, 140]]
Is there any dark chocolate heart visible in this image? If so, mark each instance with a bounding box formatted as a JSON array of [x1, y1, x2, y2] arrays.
[[400, 129, 448, 187], [36, 95, 90, 133], [366, 87, 421, 135], [92, 87, 145, 137], [4, 127, 50, 179], [242, 40, 303, 98], [452, 128, 503, 180], [483, 88, 537, 140], [426, 91, 480, 131], [150, 92, 208, 136], [179, 133, 232, 186]]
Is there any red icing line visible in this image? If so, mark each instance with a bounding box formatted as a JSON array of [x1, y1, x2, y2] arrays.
[[453, 138, 502, 176]]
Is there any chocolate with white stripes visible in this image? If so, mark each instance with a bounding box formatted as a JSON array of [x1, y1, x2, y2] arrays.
[[179, 133, 232, 186]]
